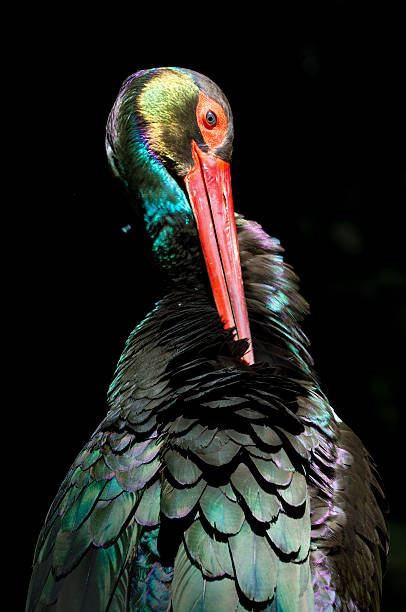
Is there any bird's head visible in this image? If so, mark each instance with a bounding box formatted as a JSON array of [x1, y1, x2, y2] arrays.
[[106, 67, 253, 364], [106, 67, 233, 181]]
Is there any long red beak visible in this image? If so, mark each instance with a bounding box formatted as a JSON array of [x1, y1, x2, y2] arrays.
[[184, 141, 254, 365]]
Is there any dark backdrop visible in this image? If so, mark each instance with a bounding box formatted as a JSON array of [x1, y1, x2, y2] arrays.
[[16, 4, 405, 609]]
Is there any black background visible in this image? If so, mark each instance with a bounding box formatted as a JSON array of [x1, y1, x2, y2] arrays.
[[15, 3, 405, 609]]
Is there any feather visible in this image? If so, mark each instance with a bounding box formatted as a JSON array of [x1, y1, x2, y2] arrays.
[[251, 423, 283, 447], [267, 499, 311, 560], [230, 462, 280, 523], [164, 448, 203, 485], [161, 477, 206, 519], [184, 518, 233, 578], [228, 520, 278, 602], [115, 455, 161, 491], [199, 485, 244, 535], [193, 432, 240, 466], [250, 454, 294, 486], [53, 516, 94, 576], [275, 558, 314, 612], [171, 543, 240, 611], [133, 478, 161, 526], [90, 491, 139, 546], [55, 521, 137, 612], [61, 480, 106, 532], [278, 471, 307, 508]]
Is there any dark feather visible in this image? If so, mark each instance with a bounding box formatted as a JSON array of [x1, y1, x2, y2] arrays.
[[27, 69, 388, 611]]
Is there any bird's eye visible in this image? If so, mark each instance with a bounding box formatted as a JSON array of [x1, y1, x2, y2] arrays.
[[205, 110, 217, 128], [196, 92, 227, 147]]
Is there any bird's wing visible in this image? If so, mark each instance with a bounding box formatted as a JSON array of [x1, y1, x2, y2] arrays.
[[309, 417, 389, 611], [158, 372, 317, 612], [26, 423, 162, 612]]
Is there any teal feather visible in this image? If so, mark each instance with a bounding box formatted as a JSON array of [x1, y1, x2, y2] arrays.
[[228, 520, 278, 603], [161, 477, 206, 519], [184, 518, 233, 578], [89, 491, 139, 546], [267, 504, 309, 558], [133, 479, 161, 526], [250, 454, 294, 486], [164, 448, 203, 485], [275, 560, 314, 612], [278, 471, 307, 508], [230, 463, 281, 523], [172, 543, 240, 612], [115, 455, 160, 491], [199, 485, 245, 535], [61, 479, 107, 532]]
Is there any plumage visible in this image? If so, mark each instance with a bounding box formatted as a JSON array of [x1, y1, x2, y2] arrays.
[[228, 519, 279, 602], [27, 67, 388, 611]]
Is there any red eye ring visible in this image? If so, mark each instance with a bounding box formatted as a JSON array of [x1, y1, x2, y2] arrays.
[[196, 92, 228, 149]]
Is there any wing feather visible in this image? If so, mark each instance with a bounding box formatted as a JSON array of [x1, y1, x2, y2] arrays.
[[26, 428, 161, 611]]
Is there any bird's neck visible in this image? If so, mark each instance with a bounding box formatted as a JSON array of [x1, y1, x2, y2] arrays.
[[126, 134, 194, 264], [138, 163, 191, 240]]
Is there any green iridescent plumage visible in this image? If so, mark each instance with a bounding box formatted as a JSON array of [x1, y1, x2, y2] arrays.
[[26, 68, 388, 612]]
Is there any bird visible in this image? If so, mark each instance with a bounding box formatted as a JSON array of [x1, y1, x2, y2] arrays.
[[26, 67, 389, 611]]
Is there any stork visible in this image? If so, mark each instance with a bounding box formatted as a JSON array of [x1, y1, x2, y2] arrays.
[[27, 67, 388, 612]]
